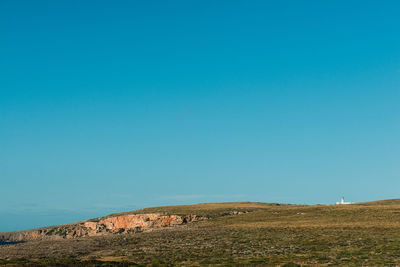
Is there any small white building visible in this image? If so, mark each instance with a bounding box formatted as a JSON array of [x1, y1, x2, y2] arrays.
[[336, 197, 351, 205]]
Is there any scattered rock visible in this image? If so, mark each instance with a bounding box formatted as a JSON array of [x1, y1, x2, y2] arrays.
[[0, 214, 203, 242]]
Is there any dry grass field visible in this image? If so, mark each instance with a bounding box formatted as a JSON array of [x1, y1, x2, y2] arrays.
[[1, 200, 400, 266]]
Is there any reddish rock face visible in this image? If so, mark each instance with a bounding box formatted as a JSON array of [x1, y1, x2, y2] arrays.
[[83, 214, 189, 234], [0, 214, 202, 242]]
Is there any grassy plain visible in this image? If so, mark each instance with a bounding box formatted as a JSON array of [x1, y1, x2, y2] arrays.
[[1, 200, 400, 266]]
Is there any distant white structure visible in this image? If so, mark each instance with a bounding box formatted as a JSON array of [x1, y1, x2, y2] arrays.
[[336, 197, 352, 205]]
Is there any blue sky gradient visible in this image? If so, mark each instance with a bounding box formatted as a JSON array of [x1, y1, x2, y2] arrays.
[[1, 0, 399, 231]]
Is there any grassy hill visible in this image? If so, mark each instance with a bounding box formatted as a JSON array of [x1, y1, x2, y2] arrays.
[[107, 202, 293, 218], [356, 198, 400, 206], [1, 200, 400, 266]]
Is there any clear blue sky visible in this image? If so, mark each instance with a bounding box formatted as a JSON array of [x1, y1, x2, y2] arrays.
[[1, 0, 399, 232]]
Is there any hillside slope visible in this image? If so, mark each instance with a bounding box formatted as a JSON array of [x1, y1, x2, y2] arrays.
[[0, 202, 283, 242], [1, 200, 400, 266]]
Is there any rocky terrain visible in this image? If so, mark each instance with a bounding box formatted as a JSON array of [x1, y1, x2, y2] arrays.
[[0, 213, 202, 241], [2, 201, 400, 266]]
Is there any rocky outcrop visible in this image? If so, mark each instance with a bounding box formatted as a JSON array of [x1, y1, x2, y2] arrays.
[[0, 214, 202, 242]]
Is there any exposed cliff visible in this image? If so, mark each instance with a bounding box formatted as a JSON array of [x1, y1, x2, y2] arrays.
[[0, 213, 202, 242]]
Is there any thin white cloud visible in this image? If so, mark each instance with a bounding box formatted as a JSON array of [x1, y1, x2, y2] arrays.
[[160, 194, 206, 200], [159, 194, 247, 201]]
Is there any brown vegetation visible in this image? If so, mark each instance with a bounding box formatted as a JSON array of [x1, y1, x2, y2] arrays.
[[1, 200, 400, 266]]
